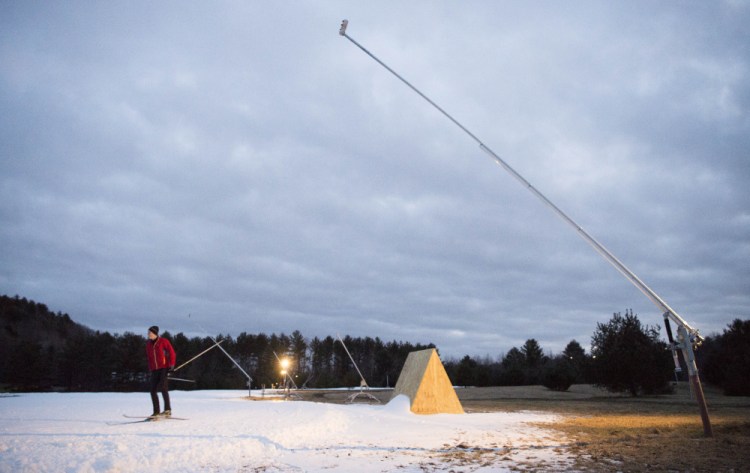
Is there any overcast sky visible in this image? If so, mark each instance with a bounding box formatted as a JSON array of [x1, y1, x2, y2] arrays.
[[2, 2, 748, 359]]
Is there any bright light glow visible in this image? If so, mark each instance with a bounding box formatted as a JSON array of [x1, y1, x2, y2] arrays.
[[280, 358, 290, 370]]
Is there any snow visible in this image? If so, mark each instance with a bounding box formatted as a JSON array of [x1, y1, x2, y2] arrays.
[[0, 390, 575, 472]]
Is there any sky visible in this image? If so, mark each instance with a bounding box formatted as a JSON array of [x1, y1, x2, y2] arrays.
[[1, 1, 749, 359]]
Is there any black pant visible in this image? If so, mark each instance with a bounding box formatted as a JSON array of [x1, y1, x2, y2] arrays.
[[150, 368, 171, 414]]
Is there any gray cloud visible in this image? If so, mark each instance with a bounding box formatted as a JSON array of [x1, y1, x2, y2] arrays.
[[2, 1, 748, 358]]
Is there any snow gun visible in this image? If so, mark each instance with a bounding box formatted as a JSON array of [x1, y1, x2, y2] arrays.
[[338, 19, 712, 437]]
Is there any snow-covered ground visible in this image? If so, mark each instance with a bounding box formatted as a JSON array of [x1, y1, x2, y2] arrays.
[[0, 390, 575, 472]]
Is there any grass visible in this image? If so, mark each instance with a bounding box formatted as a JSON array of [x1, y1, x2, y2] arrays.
[[546, 413, 750, 472], [459, 383, 750, 472]]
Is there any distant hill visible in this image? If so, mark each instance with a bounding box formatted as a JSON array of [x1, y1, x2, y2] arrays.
[[1, 294, 95, 390], [0, 294, 92, 349]]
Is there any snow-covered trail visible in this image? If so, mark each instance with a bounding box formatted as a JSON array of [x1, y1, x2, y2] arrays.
[[0, 390, 575, 472]]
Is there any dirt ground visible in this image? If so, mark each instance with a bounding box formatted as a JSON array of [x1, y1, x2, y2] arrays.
[[295, 383, 750, 472]]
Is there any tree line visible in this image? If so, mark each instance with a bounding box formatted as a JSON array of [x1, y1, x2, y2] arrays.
[[1, 295, 748, 396], [0, 295, 434, 391], [444, 310, 750, 397]]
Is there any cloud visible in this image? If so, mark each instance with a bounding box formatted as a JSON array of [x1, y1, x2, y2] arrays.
[[2, 2, 749, 358]]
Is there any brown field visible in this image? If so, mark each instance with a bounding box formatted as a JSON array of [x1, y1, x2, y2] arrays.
[[295, 383, 750, 472]]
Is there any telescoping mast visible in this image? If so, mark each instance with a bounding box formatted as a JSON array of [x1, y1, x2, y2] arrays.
[[338, 19, 712, 437]]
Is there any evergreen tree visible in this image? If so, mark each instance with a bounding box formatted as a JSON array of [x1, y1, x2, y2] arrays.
[[289, 330, 308, 379], [499, 347, 526, 385], [541, 355, 576, 391], [521, 339, 545, 367], [702, 319, 750, 395], [591, 310, 673, 396], [453, 355, 478, 387], [562, 339, 590, 383]]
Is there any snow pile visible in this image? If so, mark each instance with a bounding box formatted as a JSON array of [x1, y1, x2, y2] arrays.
[[0, 390, 575, 472]]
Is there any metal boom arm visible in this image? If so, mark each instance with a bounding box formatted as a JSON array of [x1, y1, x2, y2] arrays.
[[172, 339, 224, 372], [339, 19, 697, 340], [339, 19, 711, 436]]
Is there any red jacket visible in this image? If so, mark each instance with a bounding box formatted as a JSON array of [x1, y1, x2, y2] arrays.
[[146, 336, 176, 371]]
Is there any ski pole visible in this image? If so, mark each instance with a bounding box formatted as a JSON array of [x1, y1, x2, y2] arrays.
[[167, 376, 196, 383]]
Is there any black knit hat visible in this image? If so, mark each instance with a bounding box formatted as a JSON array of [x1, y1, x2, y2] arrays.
[[148, 326, 159, 336]]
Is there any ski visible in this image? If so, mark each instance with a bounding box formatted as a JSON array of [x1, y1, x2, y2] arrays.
[[107, 418, 154, 425], [122, 414, 188, 421]]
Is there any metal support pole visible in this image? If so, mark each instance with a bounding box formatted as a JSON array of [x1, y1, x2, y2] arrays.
[[192, 317, 254, 395], [662, 314, 683, 376], [337, 334, 369, 388], [209, 334, 254, 393], [677, 326, 713, 437], [337, 334, 381, 403], [172, 339, 224, 373]]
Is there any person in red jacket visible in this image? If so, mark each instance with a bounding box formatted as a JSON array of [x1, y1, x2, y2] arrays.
[[146, 325, 176, 417]]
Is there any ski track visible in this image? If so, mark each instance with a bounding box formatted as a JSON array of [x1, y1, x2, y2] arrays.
[[0, 390, 576, 472]]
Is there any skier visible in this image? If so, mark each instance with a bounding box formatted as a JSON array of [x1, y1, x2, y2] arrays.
[[146, 325, 176, 417]]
